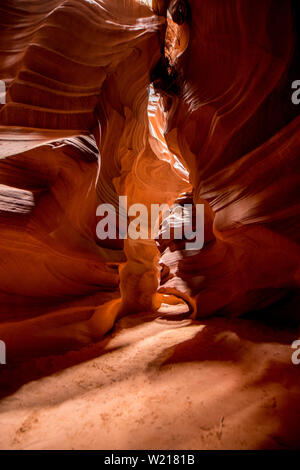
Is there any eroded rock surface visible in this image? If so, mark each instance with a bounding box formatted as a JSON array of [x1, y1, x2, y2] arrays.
[[0, 0, 299, 365]]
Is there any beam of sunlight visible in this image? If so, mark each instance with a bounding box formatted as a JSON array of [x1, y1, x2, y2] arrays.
[[137, 0, 153, 9]]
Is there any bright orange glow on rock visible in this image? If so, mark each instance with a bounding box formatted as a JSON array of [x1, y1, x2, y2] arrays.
[[0, 0, 299, 451]]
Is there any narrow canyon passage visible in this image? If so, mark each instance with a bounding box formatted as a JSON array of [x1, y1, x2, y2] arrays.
[[0, 0, 299, 450]]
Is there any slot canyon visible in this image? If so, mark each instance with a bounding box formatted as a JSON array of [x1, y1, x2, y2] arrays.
[[0, 0, 300, 451]]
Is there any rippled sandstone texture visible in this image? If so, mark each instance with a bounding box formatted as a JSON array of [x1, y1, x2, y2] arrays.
[[0, 0, 299, 361], [161, 0, 300, 320]]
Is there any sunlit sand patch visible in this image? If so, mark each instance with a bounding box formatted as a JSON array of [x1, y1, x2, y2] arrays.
[[158, 302, 189, 314]]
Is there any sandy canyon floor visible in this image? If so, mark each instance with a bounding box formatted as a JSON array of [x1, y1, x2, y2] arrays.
[[0, 313, 300, 450]]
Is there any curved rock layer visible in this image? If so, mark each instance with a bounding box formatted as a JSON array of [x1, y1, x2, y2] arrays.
[[0, 0, 299, 360], [161, 0, 300, 317]]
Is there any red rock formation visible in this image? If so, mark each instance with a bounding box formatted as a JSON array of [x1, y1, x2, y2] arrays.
[[0, 0, 299, 360], [161, 0, 300, 317], [0, 0, 166, 358]]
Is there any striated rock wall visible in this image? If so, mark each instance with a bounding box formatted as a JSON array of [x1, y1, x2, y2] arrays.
[[160, 0, 300, 318], [0, 0, 299, 360]]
